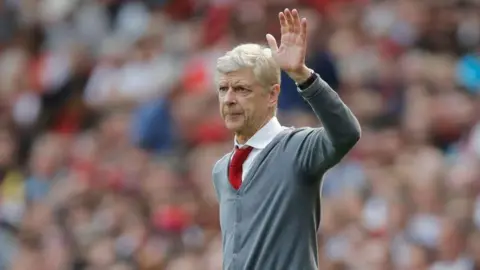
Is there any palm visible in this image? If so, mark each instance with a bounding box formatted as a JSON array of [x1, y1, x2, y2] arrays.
[[267, 9, 307, 73]]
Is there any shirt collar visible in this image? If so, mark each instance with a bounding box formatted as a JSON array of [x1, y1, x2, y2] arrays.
[[234, 117, 284, 149]]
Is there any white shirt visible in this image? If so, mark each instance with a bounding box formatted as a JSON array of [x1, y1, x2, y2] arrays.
[[234, 117, 287, 181]]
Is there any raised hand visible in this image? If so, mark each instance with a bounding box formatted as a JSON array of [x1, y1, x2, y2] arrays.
[[266, 8, 311, 83]]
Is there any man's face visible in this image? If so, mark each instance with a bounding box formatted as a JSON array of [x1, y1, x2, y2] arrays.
[[217, 68, 278, 134]]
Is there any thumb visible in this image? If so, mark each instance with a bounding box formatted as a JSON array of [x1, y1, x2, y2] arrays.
[[266, 34, 278, 53]]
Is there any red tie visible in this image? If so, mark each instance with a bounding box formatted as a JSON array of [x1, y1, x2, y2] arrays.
[[228, 146, 253, 190]]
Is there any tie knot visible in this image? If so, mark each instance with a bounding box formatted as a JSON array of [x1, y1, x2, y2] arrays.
[[231, 146, 253, 167], [236, 145, 252, 151]]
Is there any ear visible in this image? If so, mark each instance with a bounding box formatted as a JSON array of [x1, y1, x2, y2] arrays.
[[268, 84, 281, 108]]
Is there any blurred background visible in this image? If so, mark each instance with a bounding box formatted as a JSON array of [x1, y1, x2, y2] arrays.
[[0, 0, 479, 269]]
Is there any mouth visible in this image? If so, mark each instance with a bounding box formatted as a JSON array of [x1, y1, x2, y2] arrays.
[[225, 113, 243, 119]]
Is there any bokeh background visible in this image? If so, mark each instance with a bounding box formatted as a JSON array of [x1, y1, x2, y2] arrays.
[[0, 0, 479, 269]]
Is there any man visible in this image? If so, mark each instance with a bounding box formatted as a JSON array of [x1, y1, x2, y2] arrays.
[[212, 8, 361, 270]]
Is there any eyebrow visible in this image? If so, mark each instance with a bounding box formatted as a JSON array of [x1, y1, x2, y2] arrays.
[[218, 81, 252, 88]]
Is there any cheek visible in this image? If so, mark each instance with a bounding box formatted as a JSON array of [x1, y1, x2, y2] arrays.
[[219, 98, 226, 113], [248, 99, 266, 114], [237, 101, 250, 114]]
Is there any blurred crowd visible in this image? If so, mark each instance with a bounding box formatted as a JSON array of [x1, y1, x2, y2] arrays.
[[0, 0, 479, 269]]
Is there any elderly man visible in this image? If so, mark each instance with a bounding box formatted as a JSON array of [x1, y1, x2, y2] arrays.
[[211, 8, 361, 270]]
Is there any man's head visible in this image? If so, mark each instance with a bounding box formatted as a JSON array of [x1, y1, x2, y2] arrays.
[[216, 44, 281, 141]]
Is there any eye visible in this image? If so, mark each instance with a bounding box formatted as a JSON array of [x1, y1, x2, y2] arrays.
[[234, 86, 250, 93], [218, 86, 228, 92]]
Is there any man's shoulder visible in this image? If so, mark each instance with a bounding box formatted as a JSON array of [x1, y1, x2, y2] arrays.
[[282, 126, 324, 141], [255, 126, 325, 153], [212, 152, 231, 174]]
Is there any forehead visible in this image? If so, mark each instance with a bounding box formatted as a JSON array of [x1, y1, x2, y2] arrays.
[[217, 68, 257, 85]]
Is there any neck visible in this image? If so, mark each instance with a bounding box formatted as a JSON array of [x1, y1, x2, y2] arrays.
[[236, 131, 254, 145], [236, 115, 273, 144]]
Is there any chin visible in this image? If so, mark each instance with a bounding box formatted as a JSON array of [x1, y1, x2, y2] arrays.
[[224, 120, 244, 133]]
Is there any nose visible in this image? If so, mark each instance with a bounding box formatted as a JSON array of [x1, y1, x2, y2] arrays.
[[223, 88, 236, 105]]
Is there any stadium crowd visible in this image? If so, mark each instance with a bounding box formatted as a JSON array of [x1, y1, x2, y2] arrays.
[[0, 0, 479, 269]]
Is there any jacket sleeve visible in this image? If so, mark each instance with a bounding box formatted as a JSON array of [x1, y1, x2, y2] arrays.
[[295, 73, 361, 178]]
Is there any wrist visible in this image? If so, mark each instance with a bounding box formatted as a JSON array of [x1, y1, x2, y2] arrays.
[[288, 65, 313, 84]]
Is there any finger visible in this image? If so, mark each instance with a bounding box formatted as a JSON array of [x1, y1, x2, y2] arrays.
[[292, 9, 301, 34], [300, 18, 307, 43], [284, 8, 294, 33], [279, 12, 289, 35], [266, 34, 279, 52]]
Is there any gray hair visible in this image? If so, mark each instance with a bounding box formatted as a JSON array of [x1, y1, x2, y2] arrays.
[[216, 44, 281, 88]]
